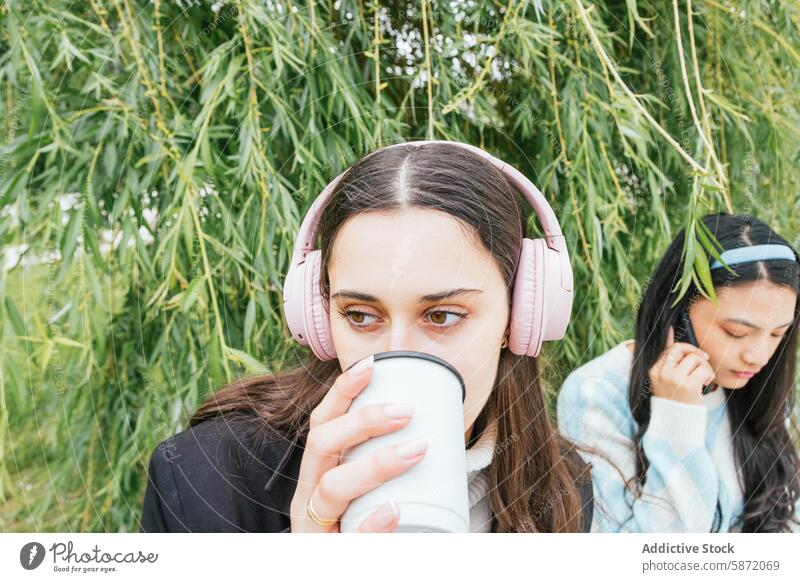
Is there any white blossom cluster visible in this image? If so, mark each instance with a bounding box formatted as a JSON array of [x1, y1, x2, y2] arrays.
[[171, 1, 516, 88], [370, 1, 515, 89], [264, 0, 285, 14], [197, 180, 220, 223], [613, 164, 643, 208]]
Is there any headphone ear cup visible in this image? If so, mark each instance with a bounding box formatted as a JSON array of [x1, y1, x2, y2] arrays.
[[282, 261, 309, 346], [305, 251, 337, 360], [509, 238, 545, 357], [540, 246, 572, 342]]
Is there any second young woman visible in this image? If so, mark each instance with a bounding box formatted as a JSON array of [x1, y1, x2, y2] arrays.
[[558, 212, 800, 532]]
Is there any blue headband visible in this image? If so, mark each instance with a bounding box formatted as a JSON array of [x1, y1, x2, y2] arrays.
[[710, 244, 796, 270]]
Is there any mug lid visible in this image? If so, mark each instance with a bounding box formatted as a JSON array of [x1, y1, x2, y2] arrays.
[[344, 350, 466, 402]]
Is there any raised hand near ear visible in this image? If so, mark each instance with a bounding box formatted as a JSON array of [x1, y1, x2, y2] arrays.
[[648, 325, 714, 405]]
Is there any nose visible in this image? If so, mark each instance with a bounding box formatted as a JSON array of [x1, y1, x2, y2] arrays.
[[741, 335, 771, 367], [386, 320, 420, 353]]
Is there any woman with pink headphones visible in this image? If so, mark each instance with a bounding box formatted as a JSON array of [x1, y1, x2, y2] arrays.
[[140, 141, 592, 533]]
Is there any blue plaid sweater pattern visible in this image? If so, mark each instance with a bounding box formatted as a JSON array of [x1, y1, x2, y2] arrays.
[[557, 340, 800, 532]]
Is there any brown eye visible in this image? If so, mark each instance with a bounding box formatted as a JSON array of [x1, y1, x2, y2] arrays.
[[430, 311, 447, 325], [426, 310, 468, 329], [338, 309, 378, 328]]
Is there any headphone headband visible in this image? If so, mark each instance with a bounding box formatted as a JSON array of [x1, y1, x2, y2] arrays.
[[710, 244, 797, 270], [289, 140, 570, 290]]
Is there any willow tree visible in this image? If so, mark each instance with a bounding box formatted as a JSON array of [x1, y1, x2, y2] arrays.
[[0, 0, 798, 531]]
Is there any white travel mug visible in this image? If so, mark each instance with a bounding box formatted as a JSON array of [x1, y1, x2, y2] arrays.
[[339, 350, 469, 533]]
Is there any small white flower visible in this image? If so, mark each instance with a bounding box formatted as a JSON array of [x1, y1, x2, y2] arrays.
[[57, 192, 80, 212], [139, 226, 154, 244], [490, 59, 503, 81], [142, 208, 158, 227], [462, 51, 477, 68]]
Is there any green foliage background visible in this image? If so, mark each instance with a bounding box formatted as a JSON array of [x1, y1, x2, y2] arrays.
[[0, 0, 798, 531]]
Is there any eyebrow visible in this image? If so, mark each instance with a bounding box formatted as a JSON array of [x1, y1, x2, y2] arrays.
[[331, 288, 483, 303], [723, 317, 794, 330]]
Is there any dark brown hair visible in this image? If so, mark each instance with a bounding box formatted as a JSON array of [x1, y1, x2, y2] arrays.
[[190, 142, 589, 532]]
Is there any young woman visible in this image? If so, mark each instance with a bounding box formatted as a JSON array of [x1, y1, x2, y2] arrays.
[[558, 213, 800, 532], [139, 140, 593, 533]]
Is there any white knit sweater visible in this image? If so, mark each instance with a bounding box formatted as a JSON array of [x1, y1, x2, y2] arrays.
[[465, 419, 498, 532]]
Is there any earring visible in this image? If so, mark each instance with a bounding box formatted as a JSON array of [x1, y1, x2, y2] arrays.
[[500, 337, 508, 349]]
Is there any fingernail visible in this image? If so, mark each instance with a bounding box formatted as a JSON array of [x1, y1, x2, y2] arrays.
[[384, 403, 415, 419], [395, 437, 428, 459], [350, 354, 374, 376], [373, 501, 398, 529]]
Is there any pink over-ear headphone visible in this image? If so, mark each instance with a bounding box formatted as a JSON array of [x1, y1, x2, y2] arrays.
[[281, 140, 574, 360]]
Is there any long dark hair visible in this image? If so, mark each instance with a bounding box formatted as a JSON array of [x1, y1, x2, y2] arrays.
[[190, 142, 590, 532], [629, 212, 800, 532]]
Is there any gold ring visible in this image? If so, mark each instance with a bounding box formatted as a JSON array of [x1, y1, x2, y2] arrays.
[[306, 494, 338, 527]]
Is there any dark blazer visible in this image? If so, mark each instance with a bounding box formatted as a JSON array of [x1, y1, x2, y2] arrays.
[[139, 414, 594, 532]]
